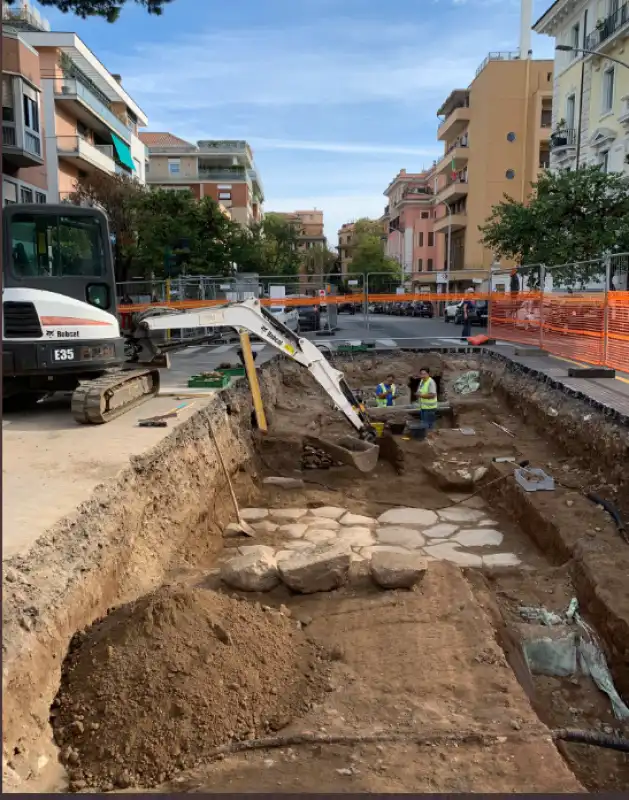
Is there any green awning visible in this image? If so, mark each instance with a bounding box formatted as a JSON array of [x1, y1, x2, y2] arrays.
[[111, 133, 135, 171]]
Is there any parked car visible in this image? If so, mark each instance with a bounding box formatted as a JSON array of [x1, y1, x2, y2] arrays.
[[444, 300, 463, 322], [454, 300, 488, 327], [297, 305, 321, 332], [417, 301, 434, 318]]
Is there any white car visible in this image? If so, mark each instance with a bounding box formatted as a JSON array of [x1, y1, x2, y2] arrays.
[[444, 300, 463, 322]]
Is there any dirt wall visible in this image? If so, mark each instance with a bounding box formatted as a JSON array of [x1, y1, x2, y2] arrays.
[[2, 362, 283, 794]]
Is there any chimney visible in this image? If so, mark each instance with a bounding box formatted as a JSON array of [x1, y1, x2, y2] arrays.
[[519, 0, 532, 59], [112, 74, 122, 84]]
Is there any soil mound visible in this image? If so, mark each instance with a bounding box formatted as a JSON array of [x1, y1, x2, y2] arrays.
[[52, 585, 325, 791]]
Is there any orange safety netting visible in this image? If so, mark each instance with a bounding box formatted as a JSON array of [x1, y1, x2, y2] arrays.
[[606, 291, 629, 372], [540, 293, 606, 365], [488, 292, 542, 347]]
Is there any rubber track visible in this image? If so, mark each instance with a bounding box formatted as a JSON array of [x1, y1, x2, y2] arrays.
[[71, 368, 161, 424]]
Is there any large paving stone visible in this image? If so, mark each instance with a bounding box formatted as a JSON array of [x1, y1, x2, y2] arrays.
[[282, 540, 315, 551], [370, 551, 428, 590], [237, 545, 276, 557], [361, 545, 411, 559], [377, 507, 438, 527], [482, 552, 521, 567], [454, 529, 504, 548], [376, 526, 426, 549], [310, 506, 347, 520], [423, 542, 482, 567], [337, 526, 376, 548], [436, 506, 485, 524], [340, 512, 377, 527], [270, 508, 308, 521], [277, 543, 352, 594], [279, 523, 308, 539], [240, 508, 269, 521], [305, 529, 337, 545], [303, 517, 340, 531], [423, 523, 458, 539], [252, 520, 279, 534], [220, 550, 279, 591]]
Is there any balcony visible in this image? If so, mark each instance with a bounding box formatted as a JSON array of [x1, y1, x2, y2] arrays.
[[2, 122, 44, 167], [475, 51, 521, 78], [433, 212, 467, 233], [54, 78, 132, 143], [549, 128, 577, 151], [57, 135, 116, 174], [434, 142, 469, 176], [585, 3, 629, 52], [437, 105, 471, 141], [435, 176, 469, 205], [198, 167, 249, 182]]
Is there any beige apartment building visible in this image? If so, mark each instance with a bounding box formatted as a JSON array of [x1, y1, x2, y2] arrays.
[[140, 133, 264, 226], [337, 222, 356, 275], [434, 52, 553, 276]]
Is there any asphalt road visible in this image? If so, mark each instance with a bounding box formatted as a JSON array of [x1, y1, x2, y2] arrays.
[[163, 313, 472, 390]]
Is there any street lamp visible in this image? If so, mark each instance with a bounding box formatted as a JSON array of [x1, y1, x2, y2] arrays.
[[555, 45, 629, 166]]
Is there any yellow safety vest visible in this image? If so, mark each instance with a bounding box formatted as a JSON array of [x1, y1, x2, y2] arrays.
[[376, 382, 396, 407], [418, 378, 438, 410]]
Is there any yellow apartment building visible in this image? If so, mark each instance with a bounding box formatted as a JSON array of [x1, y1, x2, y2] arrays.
[[535, 0, 629, 174], [434, 53, 553, 279]]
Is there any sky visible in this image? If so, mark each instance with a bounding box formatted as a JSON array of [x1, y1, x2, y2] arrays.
[[35, 0, 556, 243]]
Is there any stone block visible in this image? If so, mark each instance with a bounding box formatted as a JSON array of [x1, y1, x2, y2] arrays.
[[220, 550, 279, 591], [377, 507, 438, 527], [370, 551, 428, 589], [278, 543, 352, 594]]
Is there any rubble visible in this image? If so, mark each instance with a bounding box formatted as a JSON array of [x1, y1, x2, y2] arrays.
[[220, 550, 279, 591], [370, 551, 429, 589]]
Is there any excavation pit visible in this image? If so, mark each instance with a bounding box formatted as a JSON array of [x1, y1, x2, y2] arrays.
[[4, 351, 629, 793]]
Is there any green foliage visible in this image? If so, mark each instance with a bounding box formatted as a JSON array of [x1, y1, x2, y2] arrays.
[[348, 217, 399, 289], [7, 0, 173, 22], [480, 166, 629, 286], [302, 244, 337, 284], [229, 213, 302, 277]]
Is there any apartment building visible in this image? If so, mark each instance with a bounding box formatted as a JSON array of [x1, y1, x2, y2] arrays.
[[273, 209, 327, 255], [337, 222, 356, 275], [140, 133, 264, 226], [2, 27, 48, 204], [434, 52, 553, 278], [384, 169, 438, 287], [534, 0, 629, 174]]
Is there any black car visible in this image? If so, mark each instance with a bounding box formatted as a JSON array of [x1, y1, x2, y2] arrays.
[[417, 301, 434, 318], [297, 306, 321, 332], [454, 300, 488, 327]]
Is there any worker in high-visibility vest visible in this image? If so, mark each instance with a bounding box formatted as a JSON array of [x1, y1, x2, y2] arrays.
[[375, 374, 397, 407], [416, 367, 438, 429]]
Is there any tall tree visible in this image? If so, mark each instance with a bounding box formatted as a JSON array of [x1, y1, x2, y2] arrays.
[[480, 166, 629, 286], [6, 0, 173, 22], [302, 244, 337, 285], [347, 217, 399, 290], [230, 214, 302, 276]]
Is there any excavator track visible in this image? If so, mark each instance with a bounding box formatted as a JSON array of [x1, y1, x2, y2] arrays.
[[71, 367, 161, 424]]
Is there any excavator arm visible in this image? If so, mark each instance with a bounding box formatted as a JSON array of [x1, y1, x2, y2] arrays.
[[139, 298, 376, 442]]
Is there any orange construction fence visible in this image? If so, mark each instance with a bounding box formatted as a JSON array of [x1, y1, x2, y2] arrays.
[[489, 290, 629, 372]]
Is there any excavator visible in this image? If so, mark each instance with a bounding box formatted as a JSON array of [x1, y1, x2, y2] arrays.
[[2, 203, 379, 471]]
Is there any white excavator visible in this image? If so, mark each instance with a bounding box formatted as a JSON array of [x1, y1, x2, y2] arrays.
[[3, 203, 379, 470]]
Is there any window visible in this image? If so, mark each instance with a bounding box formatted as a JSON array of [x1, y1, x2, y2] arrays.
[[168, 158, 181, 175], [2, 76, 14, 122], [428, 232, 434, 247], [22, 95, 39, 133], [9, 212, 106, 278], [421, 211, 429, 219], [603, 67, 615, 114], [419, 232, 424, 247], [145, 160, 150, 174], [427, 259, 434, 272], [600, 150, 610, 173], [218, 192, 231, 200], [35, 192, 46, 204], [77, 120, 89, 140], [570, 23, 580, 54], [3, 180, 18, 205], [20, 187, 33, 203], [566, 94, 576, 129], [417, 259, 423, 271], [133, 158, 141, 175]]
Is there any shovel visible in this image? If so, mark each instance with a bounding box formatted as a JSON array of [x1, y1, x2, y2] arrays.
[[304, 434, 380, 473], [208, 419, 256, 537]]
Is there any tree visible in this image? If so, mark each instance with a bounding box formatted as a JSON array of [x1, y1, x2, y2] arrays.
[[230, 214, 302, 276], [347, 217, 399, 290], [70, 172, 143, 283], [302, 244, 337, 285], [6, 0, 173, 22], [480, 166, 629, 286]]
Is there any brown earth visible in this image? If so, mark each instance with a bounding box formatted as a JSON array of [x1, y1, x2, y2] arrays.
[[52, 585, 327, 792]]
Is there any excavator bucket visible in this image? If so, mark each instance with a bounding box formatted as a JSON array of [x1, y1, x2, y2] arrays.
[[304, 435, 380, 473]]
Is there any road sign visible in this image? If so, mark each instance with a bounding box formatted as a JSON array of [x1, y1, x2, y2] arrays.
[[319, 289, 326, 297], [436, 272, 448, 284], [348, 279, 359, 286]]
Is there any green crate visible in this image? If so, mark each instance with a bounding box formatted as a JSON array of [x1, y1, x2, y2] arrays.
[[217, 367, 246, 378], [337, 344, 369, 353], [187, 374, 230, 389]]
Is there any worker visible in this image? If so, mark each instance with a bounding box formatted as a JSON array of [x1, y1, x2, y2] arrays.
[[376, 374, 397, 407], [416, 366, 438, 429]]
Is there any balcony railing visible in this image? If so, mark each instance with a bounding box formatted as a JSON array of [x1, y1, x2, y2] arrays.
[[24, 131, 41, 156], [475, 51, 520, 78], [2, 122, 42, 156], [198, 167, 247, 181], [585, 3, 629, 50], [57, 136, 115, 171], [550, 128, 577, 150], [54, 78, 132, 142], [2, 123, 17, 147]]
